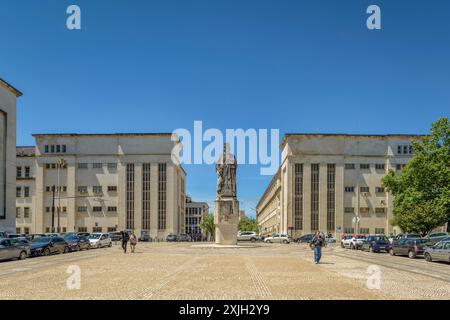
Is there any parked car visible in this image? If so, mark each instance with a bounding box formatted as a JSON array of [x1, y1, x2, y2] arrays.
[[341, 234, 365, 249], [294, 234, 314, 243], [44, 233, 60, 238], [0, 231, 7, 239], [0, 238, 30, 261], [237, 231, 259, 242], [88, 233, 112, 248], [139, 234, 150, 242], [325, 235, 337, 243], [109, 232, 122, 241], [7, 234, 24, 239], [30, 236, 69, 256], [264, 233, 290, 244], [361, 235, 390, 253], [424, 240, 450, 263], [389, 238, 427, 258], [423, 232, 449, 245], [77, 232, 91, 237], [166, 234, 178, 242], [63, 234, 90, 251], [178, 234, 192, 242]]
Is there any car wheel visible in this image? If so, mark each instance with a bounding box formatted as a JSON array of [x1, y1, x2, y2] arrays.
[[43, 248, 51, 256], [19, 251, 27, 260], [108, 242, 112, 247], [341, 243, 344, 248], [424, 253, 432, 262], [267, 240, 272, 243], [389, 248, 395, 256], [283, 240, 288, 244], [408, 250, 416, 259], [369, 246, 374, 253], [75, 245, 80, 252], [64, 246, 69, 254], [251, 238, 256, 243]]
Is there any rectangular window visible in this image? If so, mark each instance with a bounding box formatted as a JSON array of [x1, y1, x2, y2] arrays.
[[78, 186, 88, 194], [107, 227, 117, 232], [311, 164, 319, 231], [107, 163, 117, 170], [327, 164, 335, 231], [62, 227, 67, 233], [344, 207, 354, 213], [62, 145, 66, 153], [56, 145, 61, 153], [375, 228, 385, 234], [16, 187, 21, 197], [344, 228, 354, 234], [408, 145, 413, 154], [78, 227, 87, 232], [375, 207, 386, 214], [360, 207, 370, 214], [344, 186, 354, 193], [375, 163, 385, 170], [50, 145, 55, 153], [397, 145, 402, 154], [62, 207, 67, 213], [142, 163, 151, 230], [24, 227, 30, 235], [62, 186, 67, 192], [24, 186, 30, 197], [403, 145, 408, 154], [294, 164, 303, 230], [46, 207, 50, 213], [16, 207, 21, 218], [360, 228, 370, 234], [107, 206, 117, 212], [360, 164, 370, 170], [345, 163, 355, 170], [78, 163, 88, 169], [93, 163, 103, 169], [92, 227, 102, 233], [360, 186, 370, 193], [126, 163, 135, 230], [93, 206, 102, 212], [93, 186, 103, 194], [375, 187, 385, 193], [158, 163, 167, 230], [45, 227, 50, 233], [45, 163, 51, 169], [16, 166, 22, 178], [107, 186, 117, 192], [78, 206, 87, 212], [25, 166, 30, 178], [51, 163, 56, 169], [45, 145, 49, 153], [24, 207, 30, 218]]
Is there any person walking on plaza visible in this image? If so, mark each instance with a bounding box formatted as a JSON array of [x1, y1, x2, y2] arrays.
[[121, 230, 130, 254], [310, 231, 325, 264], [130, 232, 137, 253]]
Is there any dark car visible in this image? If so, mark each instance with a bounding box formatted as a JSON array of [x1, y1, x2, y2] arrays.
[[0, 238, 31, 261], [361, 235, 390, 253], [423, 232, 449, 246], [166, 234, 178, 242], [139, 234, 150, 242], [294, 234, 314, 243], [178, 234, 192, 242], [389, 238, 427, 258], [30, 236, 69, 256], [108, 232, 122, 241], [63, 234, 90, 251], [77, 232, 91, 237]]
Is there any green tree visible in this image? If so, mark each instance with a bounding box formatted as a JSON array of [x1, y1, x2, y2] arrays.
[[199, 213, 215, 239], [382, 117, 450, 236], [238, 216, 259, 233]]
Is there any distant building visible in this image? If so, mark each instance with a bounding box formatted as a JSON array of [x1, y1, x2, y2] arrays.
[[185, 196, 209, 240], [257, 133, 422, 237], [239, 210, 246, 221], [0, 79, 22, 233]]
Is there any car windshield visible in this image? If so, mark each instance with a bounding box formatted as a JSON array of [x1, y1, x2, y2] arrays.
[[64, 235, 78, 241], [32, 237, 51, 243], [89, 234, 101, 239]]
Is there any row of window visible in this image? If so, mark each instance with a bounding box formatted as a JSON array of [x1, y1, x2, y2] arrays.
[[16, 207, 31, 218], [344, 186, 385, 193], [76, 227, 117, 233], [45, 162, 67, 169], [344, 207, 387, 214], [44, 144, 67, 153], [45, 206, 67, 213], [16, 227, 30, 234], [16, 186, 30, 197], [78, 186, 117, 193], [45, 186, 67, 192], [397, 145, 413, 155], [44, 206, 118, 213], [16, 166, 31, 178], [344, 228, 385, 234], [345, 163, 386, 170], [78, 162, 117, 170]]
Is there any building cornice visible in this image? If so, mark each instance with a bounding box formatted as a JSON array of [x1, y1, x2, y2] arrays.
[[0, 78, 23, 97]]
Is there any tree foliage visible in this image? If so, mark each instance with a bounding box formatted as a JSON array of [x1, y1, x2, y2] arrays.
[[238, 216, 259, 233], [382, 117, 450, 235], [199, 213, 215, 239]]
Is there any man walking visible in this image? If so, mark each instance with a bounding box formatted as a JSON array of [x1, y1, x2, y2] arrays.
[[310, 231, 325, 264], [121, 230, 130, 253]]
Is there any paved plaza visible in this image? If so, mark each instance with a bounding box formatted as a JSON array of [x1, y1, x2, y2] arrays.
[[0, 242, 449, 300]]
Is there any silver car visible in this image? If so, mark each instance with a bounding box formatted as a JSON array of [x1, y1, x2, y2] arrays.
[[0, 238, 30, 261], [424, 240, 450, 263], [237, 231, 259, 242]]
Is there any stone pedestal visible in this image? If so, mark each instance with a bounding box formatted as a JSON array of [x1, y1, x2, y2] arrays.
[[214, 197, 239, 245]]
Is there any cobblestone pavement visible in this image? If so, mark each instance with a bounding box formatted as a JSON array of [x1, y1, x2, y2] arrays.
[[0, 242, 448, 299]]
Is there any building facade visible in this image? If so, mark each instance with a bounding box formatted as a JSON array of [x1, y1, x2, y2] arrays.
[[185, 196, 209, 240], [16, 147, 37, 234], [257, 134, 421, 238], [0, 79, 22, 233], [16, 133, 186, 239]]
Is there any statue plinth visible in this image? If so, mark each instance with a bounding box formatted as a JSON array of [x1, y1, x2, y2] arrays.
[[214, 196, 239, 245]]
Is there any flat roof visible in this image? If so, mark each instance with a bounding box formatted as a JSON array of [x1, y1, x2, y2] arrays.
[[32, 133, 173, 137], [16, 146, 35, 157], [281, 133, 424, 149], [0, 78, 23, 97]]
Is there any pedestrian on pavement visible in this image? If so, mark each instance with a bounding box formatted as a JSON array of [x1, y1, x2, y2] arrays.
[[310, 231, 325, 264], [121, 230, 129, 253], [130, 232, 137, 253]]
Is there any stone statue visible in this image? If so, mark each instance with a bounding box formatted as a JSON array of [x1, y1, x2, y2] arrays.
[[215, 143, 237, 199]]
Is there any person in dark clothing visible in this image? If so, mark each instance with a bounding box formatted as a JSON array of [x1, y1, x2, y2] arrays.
[[121, 230, 130, 253], [310, 231, 325, 264]]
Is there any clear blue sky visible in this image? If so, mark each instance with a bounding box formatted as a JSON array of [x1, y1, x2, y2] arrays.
[[1, 0, 449, 217]]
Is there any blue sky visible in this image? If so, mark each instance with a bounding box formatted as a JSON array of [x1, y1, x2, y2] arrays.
[[1, 0, 449, 216]]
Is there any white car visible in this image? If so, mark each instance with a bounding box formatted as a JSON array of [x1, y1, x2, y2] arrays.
[[237, 231, 260, 242], [89, 233, 112, 248], [264, 233, 290, 244], [341, 235, 365, 249]]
